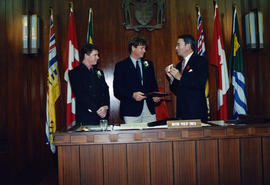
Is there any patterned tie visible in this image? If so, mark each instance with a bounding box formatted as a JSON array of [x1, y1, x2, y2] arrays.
[[136, 61, 142, 84]]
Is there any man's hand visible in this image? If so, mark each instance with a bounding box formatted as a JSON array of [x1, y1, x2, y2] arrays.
[[169, 67, 181, 80], [152, 96, 161, 103], [96, 105, 108, 118], [165, 64, 174, 82], [133, 91, 146, 101]]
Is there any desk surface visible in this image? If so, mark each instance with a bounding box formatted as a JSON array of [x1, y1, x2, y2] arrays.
[[54, 123, 270, 146]]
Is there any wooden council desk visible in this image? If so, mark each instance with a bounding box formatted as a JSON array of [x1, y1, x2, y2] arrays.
[[54, 123, 270, 185]]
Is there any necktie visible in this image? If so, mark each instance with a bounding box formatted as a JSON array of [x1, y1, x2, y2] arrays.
[[181, 59, 185, 73], [136, 61, 142, 84]]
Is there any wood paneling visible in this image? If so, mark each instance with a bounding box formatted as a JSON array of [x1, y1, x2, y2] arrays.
[[58, 146, 80, 185], [0, 0, 7, 139], [263, 137, 270, 185], [197, 139, 219, 185], [150, 142, 173, 185], [80, 145, 103, 185], [103, 144, 127, 185], [219, 138, 241, 185], [240, 137, 263, 185], [1, 0, 270, 183], [127, 143, 150, 185], [55, 126, 270, 185], [173, 141, 196, 185]]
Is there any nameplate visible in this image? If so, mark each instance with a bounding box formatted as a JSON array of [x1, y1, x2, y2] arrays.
[[167, 119, 202, 128]]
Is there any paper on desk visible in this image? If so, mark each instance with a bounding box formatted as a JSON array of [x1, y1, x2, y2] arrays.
[[113, 122, 167, 130]]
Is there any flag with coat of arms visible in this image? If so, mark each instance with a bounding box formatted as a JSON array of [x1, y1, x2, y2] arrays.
[[46, 10, 60, 153]]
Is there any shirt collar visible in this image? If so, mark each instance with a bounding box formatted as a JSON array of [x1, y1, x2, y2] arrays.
[[183, 52, 194, 67], [130, 56, 142, 67]]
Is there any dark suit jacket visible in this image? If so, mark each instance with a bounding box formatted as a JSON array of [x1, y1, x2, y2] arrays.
[[170, 53, 208, 121], [113, 57, 158, 117], [69, 64, 110, 125]]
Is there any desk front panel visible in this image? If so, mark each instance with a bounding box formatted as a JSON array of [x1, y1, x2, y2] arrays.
[[55, 125, 270, 185]]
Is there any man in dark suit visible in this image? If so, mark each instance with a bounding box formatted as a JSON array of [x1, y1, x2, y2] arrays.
[[69, 44, 109, 125], [165, 34, 208, 121], [113, 37, 160, 123]]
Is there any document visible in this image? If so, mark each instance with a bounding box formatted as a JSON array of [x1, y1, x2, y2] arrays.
[[144, 91, 169, 97]]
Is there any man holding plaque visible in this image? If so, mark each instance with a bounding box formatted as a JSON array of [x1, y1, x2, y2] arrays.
[[165, 34, 208, 121], [113, 37, 160, 123]]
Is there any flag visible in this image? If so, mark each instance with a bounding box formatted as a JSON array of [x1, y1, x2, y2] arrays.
[[87, 8, 94, 44], [46, 11, 61, 153], [209, 3, 229, 120], [196, 8, 211, 120], [64, 7, 80, 128], [228, 8, 247, 119]]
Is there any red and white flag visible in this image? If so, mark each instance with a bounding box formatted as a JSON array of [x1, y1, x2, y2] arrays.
[[210, 3, 229, 120], [64, 7, 80, 128]]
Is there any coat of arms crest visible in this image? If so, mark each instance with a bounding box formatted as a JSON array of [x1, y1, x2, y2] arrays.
[[122, 0, 165, 31]]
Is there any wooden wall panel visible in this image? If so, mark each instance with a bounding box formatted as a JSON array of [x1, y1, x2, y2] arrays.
[[0, 0, 7, 139], [197, 139, 219, 185], [173, 141, 196, 185], [80, 145, 103, 185], [150, 142, 173, 185], [1, 0, 270, 183], [219, 138, 241, 185], [127, 143, 150, 185], [103, 144, 127, 185], [240, 137, 262, 185]]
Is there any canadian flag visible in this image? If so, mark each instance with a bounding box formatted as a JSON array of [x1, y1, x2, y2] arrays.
[[210, 3, 229, 120], [64, 7, 80, 128]]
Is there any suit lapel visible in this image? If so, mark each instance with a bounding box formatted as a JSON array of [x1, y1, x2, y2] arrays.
[[126, 57, 136, 70], [183, 53, 195, 73]]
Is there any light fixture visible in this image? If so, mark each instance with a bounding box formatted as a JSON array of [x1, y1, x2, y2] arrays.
[[244, 9, 263, 49], [22, 14, 40, 54]]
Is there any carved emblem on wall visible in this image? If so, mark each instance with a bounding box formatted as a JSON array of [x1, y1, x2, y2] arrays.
[[122, 0, 165, 31]]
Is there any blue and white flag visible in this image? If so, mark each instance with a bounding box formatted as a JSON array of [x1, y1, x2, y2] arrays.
[[46, 11, 61, 153], [228, 8, 247, 119]]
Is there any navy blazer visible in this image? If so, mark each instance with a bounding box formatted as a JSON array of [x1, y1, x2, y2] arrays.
[[69, 64, 110, 125], [170, 53, 208, 121], [113, 57, 158, 117]]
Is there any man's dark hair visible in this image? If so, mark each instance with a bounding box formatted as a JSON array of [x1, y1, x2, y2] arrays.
[[80, 43, 99, 61], [178, 34, 196, 52], [128, 37, 148, 54]]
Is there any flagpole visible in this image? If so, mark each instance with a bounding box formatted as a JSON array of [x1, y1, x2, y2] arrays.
[[195, 4, 200, 14], [49, 7, 53, 17], [69, 2, 73, 12], [233, 2, 237, 9]]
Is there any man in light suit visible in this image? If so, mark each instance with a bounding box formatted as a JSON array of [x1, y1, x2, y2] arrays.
[[165, 34, 208, 121], [113, 37, 160, 123]]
